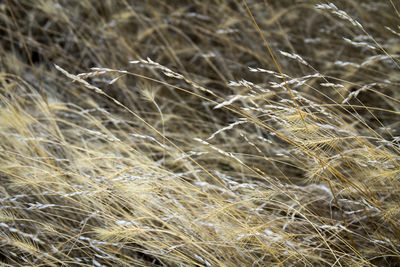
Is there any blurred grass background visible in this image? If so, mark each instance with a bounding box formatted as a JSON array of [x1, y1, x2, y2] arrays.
[[0, 0, 399, 266]]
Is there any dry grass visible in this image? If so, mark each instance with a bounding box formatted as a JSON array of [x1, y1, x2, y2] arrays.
[[1, 0, 400, 266]]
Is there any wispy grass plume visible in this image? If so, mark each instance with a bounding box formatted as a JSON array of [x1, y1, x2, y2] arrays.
[[0, 1, 399, 266]]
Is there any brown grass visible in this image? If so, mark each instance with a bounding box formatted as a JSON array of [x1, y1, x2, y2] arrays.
[[0, 0, 399, 266]]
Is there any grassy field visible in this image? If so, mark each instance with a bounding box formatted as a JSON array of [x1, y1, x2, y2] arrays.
[[1, 0, 400, 266]]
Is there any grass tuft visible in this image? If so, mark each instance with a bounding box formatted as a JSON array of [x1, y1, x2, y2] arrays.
[[1, 0, 400, 266]]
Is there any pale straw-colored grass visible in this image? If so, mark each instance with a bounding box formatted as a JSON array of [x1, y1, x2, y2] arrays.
[[0, 1, 399, 266]]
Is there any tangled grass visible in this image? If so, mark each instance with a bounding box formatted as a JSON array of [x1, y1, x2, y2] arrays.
[[1, 0, 399, 266]]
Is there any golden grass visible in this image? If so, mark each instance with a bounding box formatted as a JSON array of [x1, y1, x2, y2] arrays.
[[0, 0, 399, 266]]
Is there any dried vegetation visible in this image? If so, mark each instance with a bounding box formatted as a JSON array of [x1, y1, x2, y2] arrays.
[[0, 0, 399, 266]]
